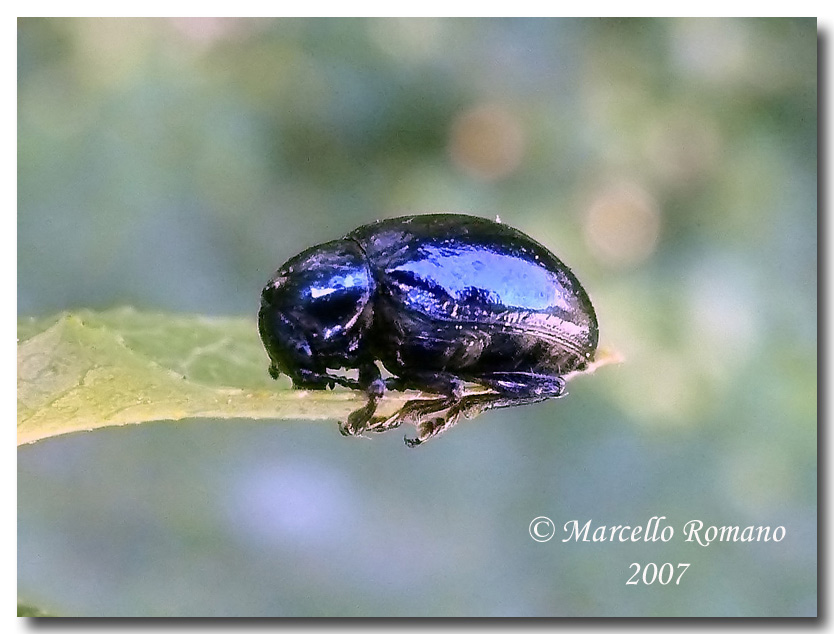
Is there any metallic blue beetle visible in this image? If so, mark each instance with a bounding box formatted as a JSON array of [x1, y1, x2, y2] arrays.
[[258, 214, 598, 445]]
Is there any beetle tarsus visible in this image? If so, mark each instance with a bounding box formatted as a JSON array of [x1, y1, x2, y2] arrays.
[[339, 397, 377, 436], [340, 368, 386, 437]]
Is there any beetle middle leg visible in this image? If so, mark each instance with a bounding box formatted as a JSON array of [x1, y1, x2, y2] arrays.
[[363, 395, 463, 445], [356, 370, 466, 440], [343, 370, 464, 437], [361, 370, 469, 446]]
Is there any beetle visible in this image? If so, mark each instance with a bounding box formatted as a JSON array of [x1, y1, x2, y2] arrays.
[[258, 214, 598, 446]]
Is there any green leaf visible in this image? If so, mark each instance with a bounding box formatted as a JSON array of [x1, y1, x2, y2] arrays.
[[16, 308, 415, 446], [17, 601, 51, 617], [17, 308, 619, 446]]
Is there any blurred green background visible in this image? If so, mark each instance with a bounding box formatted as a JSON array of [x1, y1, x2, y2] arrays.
[[17, 17, 816, 616]]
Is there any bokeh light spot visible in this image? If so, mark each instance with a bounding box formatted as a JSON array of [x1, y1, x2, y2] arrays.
[[448, 103, 525, 181], [583, 181, 661, 268]]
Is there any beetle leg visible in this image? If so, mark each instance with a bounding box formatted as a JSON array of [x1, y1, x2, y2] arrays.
[[328, 375, 362, 390], [346, 371, 565, 445], [402, 373, 567, 446], [472, 372, 566, 401], [290, 368, 361, 391], [404, 406, 462, 447], [384, 371, 465, 398], [362, 395, 450, 435], [371, 371, 467, 445], [291, 368, 337, 389], [339, 363, 385, 437], [356, 396, 460, 447]]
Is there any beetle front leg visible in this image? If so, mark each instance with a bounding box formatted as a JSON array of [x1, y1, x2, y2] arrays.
[[288, 367, 361, 391], [339, 363, 385, 437]]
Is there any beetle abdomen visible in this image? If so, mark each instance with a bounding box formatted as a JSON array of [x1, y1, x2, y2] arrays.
[[351, 215, 598, 375]]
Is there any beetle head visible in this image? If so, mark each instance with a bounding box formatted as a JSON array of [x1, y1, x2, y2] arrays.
[[258, 239, 375, 385]]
